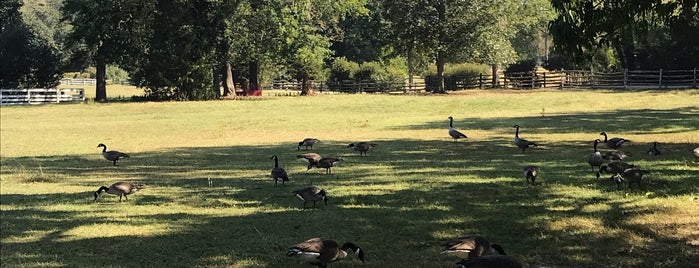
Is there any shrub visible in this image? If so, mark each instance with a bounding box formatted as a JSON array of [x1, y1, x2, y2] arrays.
[[425, 63, 490, 91]]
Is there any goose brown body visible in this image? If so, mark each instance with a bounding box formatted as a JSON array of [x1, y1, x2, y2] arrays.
[[97, 143, 129, 166], [271, 155, 289, 186], [597, 161, 635, 180], [646, 142, 661, 155], [297, 153, 322, 170], [600, 132, 630, 149], [588, 139, 604, 171], [298, 138, 320, 150], [602, 150, 630, 161], [448, 116, 468, 142], [93, 181, 144, 201], [348, 142, 378, 156], [613, 167, 649, 189], [523, 165, 539, 184], [441, 235, 506, 261], [286, 238, 365, 268], [513, 125, 537, 152], [314, 157, 343, 174], [293, 185, 328, 210]]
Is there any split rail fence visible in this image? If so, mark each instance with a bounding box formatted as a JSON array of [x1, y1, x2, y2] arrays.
[[269, 68, 698, 93]]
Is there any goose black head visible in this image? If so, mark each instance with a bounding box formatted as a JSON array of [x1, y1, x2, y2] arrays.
[[491, 243, 507, 255], [319, 189, 329, 205], [97, 143, 106, 148], [341, 242, 365, 263], [348, 143, 355, 148]]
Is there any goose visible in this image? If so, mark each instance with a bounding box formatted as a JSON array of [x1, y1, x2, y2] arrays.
[[456, 255, 523, 268], [448, 116, 468, 142], [646, 142, 661, 156], [600, 132, 630, 149], [523, 165, 539, 184], [441, 234, 506, 261], [286, 238, 365, 268], [512, 125, 537, 152], [293, 185, 328, 210], [602, 150, 630, 161], [588, 139, 604, 171], [93, 181, 144, 201], [597, 161, 635, 180], [270, 155, 289, 187], [612, 167, 649, 189], [314, 157, 343, 175], [348, 142, 378, 156], [97, 143, 129, 166], [298, 138, 320, 151], [297, 153, 322, 170]]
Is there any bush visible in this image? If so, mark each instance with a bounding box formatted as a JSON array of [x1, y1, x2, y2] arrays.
[[106, 65, 130, 84], [326, 57, 360, 90], [425, 63, 489, 91]]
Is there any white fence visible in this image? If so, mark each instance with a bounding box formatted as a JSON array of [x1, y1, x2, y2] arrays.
[[0, 88, 85, 105]]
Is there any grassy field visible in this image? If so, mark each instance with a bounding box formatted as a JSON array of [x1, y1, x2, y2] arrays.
[[1, 89, 698, 268]]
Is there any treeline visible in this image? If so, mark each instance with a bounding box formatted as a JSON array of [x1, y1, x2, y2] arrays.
[[1, 0, 696, 101]]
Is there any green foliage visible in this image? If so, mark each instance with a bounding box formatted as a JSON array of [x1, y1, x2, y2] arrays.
[[106, 65, 130, 83], [0, 0, 62, 88], [425, 62, 490, 91], [327, 57, 360, 82]]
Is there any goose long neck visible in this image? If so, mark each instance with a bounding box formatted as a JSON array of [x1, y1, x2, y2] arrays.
[[449, 117, 453, 128], [100, 145, 106, 153], [593, 140, 599, 151], [601, 133, 608, 142], [273, 156, 279, 168], [514, 126, 520, 137]]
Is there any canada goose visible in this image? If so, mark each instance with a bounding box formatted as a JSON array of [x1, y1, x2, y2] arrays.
[[441, 234, 506, 261], [448, 116, 468, 142], [314, 157, 343, 174], [602, 150, 630, 161], [597, 161, 635, 180], [612, 167, 649, 189], [512, 125, 537, 152], [588, 139, 604, 171], [600, 132, 630, 149], [293, 185, 328, 210], [297, 153, 322, 170], [456, 255, 523, 268], [286, 238, 365, 268], [298, 138, 320, 151], [271, 155, 289, 187], [523, 165, 539, 184], [97, 143, 129, 166], [93, 181, 144, 201], [646, 142, 661, 155], [348, 142, 378, 156]]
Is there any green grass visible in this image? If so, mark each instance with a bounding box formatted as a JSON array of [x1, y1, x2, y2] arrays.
[[1, 89, 698, 267]]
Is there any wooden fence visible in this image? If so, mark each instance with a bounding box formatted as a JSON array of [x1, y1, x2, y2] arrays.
[[267, 68, 697, 93], [0, 88, 85, 105]]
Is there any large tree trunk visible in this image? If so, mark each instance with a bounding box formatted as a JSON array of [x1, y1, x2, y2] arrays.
[[407, 44, 414, 92], [435, 0, 446, 93], [95, 55, 107, 102], [436, 53, 446, 93], [248, 60, 259, 95], [222, 62, 236, 98], [491, 64, 500, 88]]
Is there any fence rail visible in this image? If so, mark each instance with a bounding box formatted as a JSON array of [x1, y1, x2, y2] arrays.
[[1, 88, 85, 105], [266, 68, 696, 93]]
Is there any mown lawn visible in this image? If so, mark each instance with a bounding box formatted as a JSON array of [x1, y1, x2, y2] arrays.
[[1, 89, 698, 267]]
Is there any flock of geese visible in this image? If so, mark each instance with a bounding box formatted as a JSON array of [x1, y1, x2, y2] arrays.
[[91, 117, 699, 268]]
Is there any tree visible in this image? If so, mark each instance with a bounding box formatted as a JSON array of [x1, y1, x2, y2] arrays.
[[549, 0, 697, 70], [62, 0, 154, 101], [1, 0, 62, 89]]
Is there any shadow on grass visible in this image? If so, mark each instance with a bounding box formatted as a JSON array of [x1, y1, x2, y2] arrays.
[[1, 132, 698, 266]]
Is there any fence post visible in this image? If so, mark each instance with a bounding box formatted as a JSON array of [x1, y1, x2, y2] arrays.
[[590, 68, 595, 89], [659, 69, 663, 89], [542, 72, 547, 88], [623, 69, 628, 89], [56, 88, 60, 103], [479, 73, 483, 89]]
